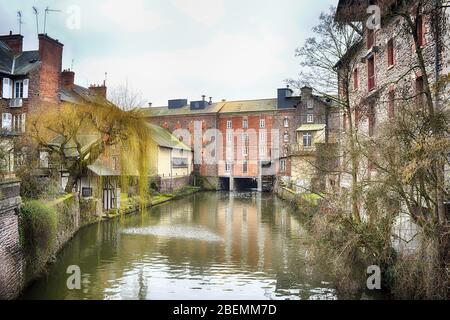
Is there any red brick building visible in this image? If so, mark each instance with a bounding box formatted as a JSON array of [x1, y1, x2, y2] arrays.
[[143, 87, 338, 191]]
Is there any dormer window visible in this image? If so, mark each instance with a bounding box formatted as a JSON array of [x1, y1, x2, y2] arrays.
[[307, 114, 314, 123]]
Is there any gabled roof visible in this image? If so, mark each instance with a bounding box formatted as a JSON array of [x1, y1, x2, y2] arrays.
[[147, 123, 191, 151], [0, 40, 40, 75], [48, 134, 100, 158], [61, 85, 115, 107]]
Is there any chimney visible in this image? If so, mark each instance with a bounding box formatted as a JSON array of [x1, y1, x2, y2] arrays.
[[148, 102, 152, 107], [61, 69, 75, 89], [89, 83, 107, 98], [301, 86, 313, 99], [208, 97, 212, 105], [0, 31, 23, 54], [38, 34, 64, 102]]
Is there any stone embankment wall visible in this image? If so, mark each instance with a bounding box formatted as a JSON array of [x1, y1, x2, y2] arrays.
[[0, 180, 23, 300]]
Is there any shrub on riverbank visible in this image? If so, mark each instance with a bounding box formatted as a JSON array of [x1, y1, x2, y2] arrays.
[[20, 200, 58, 276]]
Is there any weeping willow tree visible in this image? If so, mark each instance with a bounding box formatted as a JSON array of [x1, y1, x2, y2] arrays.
[[27, 101, 154, 203]]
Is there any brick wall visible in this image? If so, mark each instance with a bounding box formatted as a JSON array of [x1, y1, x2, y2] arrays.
[[0, 180, 23, 300]]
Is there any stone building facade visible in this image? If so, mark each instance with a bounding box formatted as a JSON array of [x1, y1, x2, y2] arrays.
[[335, 0, 450, 188]]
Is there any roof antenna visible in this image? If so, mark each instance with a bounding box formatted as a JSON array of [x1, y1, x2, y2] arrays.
[[104, 72, 108, 86], [44, 6, 61, 34], [32, 6, 39, 36], [17, 11, 23, 35], [71, 58, 74, 70]]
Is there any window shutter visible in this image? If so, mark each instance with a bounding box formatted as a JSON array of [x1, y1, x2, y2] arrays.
[[23, 79, 29, 99], [2, 113, 12, 130], [2, 78, 11, 99], [21, 113, 26, 132]]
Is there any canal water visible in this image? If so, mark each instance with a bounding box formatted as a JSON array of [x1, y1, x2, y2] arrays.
[[22, 192, 339, 300]]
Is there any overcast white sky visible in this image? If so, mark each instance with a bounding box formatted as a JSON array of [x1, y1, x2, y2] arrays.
[[0, 0, 336, 106]]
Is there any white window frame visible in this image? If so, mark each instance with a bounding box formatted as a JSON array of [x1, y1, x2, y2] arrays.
[[303, 132, 312, 147], [307, 100, 314, 110], [307, 114, 314, 123], [227, 131, 233, 143], [225, 162, 231, 173], [226, 120, 232, 129], [283, 117, 289, 128], [2, 113, 12, 130], [280, 159, 286, 172], [242, 118, 248, 129], [14, 80, 24, 98], [283, 131, 289, 142], [259, 118, 265, 129]]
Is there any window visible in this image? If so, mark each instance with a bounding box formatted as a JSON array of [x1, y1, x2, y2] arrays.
[[82, 188, 93, 198], [259, 118, 265, 128], [112, 156, 118, 171], [307, 100, 314, 109], [243, 133, 249, 155], [242, 118, 248, 129], [14, 80, 23, 98], [243, 161, 248, 173], [227, 131, 233, 143], [307, 114, 314, 123], [388, 90, 395, 118], [226, 120, 232, 129], [368, 55, 376, 91], [259, 131, 266, 156], [353, 68, 359, 90], [367, 27, 375, 49], [303, 132, 312, 147], [280, 159, 286, 172], [225, 162, 231, 173], [387, 38, 395, 67], [416, 76, 424, 107], [1, 113, 12, 130], [368, 106, 376, 137], [39, 151, 49, 168], [172, 157, 188, 168], [283, 131, 289, 142], [283, 117, 289, 128], [12, 113, 26, 132], [416, 15, 426, 47]]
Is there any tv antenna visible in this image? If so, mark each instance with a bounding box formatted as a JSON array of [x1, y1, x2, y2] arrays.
[[32, 6, 39, 35], [17, 11, 23, 34], [44, 6, 61, 34]]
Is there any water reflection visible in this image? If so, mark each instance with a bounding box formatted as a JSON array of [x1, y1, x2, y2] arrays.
[[22, 192, 337, 300]]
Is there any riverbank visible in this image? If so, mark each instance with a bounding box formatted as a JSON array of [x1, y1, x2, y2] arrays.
[[13, 185, 201, 300]]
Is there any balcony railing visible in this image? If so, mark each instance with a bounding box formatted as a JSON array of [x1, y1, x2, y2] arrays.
[[9, 98, 23, 108]]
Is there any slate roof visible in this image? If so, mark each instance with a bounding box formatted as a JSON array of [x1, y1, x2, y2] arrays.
[[61, 85, 115, 107], [141, 102, 225, 117], [147, 123, 191, 151], [219, 98, 279, 114], [0, 40, 40, 75], [87, 160, 120, 177]]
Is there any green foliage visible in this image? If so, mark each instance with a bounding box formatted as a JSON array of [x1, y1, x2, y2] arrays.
[[20, 200, 58, 276]]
